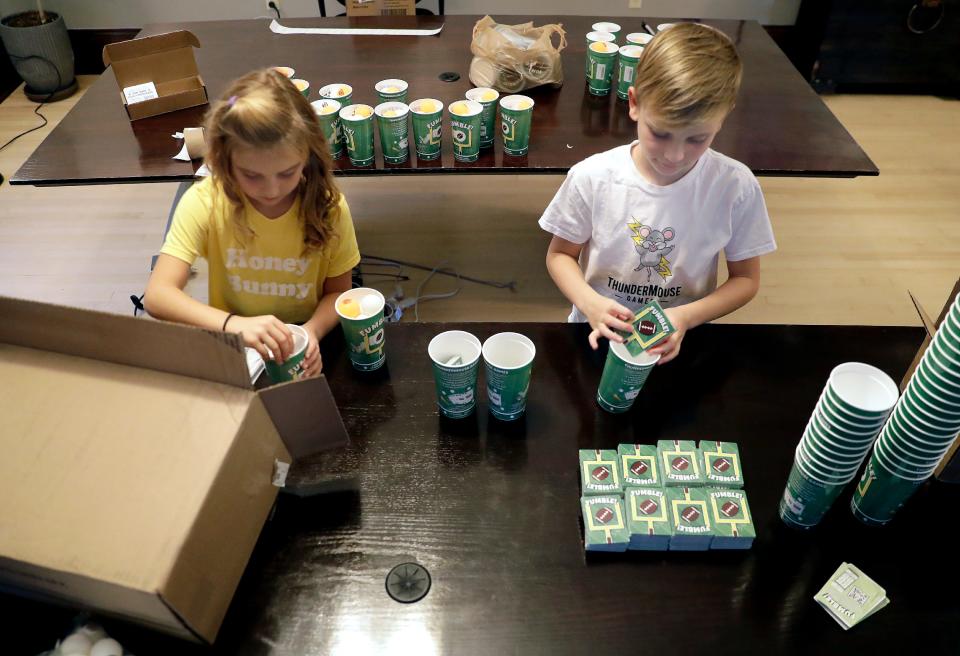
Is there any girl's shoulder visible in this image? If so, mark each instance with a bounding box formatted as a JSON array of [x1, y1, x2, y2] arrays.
[[178, 177, 234, 222]]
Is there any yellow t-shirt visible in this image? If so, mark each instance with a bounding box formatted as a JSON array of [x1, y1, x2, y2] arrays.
[[160, 178, 361, 324]]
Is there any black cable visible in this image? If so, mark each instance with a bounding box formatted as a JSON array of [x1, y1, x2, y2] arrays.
[[361, 254, 517, 291], [268, 1, 282, 20], [0, 54, 60, 178]]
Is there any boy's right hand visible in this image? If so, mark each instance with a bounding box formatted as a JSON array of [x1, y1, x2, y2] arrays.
[[229, 315, 294, 363], [585, 296, 634, 350]]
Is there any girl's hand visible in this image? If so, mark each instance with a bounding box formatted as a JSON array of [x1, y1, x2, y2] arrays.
[[301, 325, 323, 377], [585, 294, 634, 350], [647, 306, 688, 365], [229, 315, 294, 364]]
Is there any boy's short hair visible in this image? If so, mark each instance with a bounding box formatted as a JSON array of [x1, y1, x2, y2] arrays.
[[633, 23, 742, 126]]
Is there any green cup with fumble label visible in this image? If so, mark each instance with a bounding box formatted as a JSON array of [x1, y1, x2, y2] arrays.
[[428, 330, 482, 419], [586, 40, 618, 96], [311, 98, 344, 158], [375, 101, 410, 164], [375, 78, 408, 104], [319, 82, 352, 106], [263, 324, 310, 383], [596, 340, 660, 413], [449, 99, 483, 163], [482, 332, 536, 421], [616, 45, 643, 100], [465, 87, 499, 149], [585, 31, 616, 76], [850, 450, 929, 526], [335, 288, 386, 371], [499, 95, 534, 156], [339, 104, 375, 167], [410, 98, 443, 160]]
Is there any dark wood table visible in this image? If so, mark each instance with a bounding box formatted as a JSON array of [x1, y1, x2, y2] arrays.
[[5, 322, 958, 655], [10, 16, 878, 186]]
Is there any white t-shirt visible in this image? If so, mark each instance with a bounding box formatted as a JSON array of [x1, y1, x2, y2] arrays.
[[539, 143, 777, 322]]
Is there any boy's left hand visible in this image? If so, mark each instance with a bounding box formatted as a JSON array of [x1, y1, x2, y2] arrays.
[[301, 327, 323, 377], [647, 306, 688, 365]]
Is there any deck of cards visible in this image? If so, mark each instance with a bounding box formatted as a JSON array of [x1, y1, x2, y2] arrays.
[[579, 441, 755, 552], [815, 563, 889, 629], [619, 299, 676, 356]]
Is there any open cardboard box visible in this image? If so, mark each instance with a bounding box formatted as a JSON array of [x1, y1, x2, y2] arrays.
[[0, 296, 348, 643], [103, 30, 208, 121]]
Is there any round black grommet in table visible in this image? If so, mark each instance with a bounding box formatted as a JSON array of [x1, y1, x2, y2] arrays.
[[385, 562, 431, 603], [438, 72, 460, 82]]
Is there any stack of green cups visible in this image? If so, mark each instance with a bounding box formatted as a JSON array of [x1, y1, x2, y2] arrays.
[[596, 340, 660, 413], [409, 98, 443, 161], [311, 99, 344, 158], [779, 362, 898, 529], [585, 31, 616, 77], [374, 101, 410, 164], [449, 100, 483, 163], [625, 32, 654, 47], [263, 324, 310, 383], [338, 104, 375, 167], [482, 332, 535, 421], [428, 330, 482, 419], [335, 287, 387, 372], [465, 87, 499, 149], [852, 291, 960, 525], [291, 79, 310, 98], [318, 83, 352, 106], [616, 45, 643, 100], [499, 95, 534, 156], [375, 78, 408, 104], [592, 21, 621, 43], [586, 40, 619, 96]]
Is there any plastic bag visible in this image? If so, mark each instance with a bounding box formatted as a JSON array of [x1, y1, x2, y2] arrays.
[[468, 15, 567, 93]]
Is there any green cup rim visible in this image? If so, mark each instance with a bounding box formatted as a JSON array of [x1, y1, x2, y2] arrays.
[[879, 433, 949, 466], [319, 83, 352, 99], [939, 307, 960, 343], [794, 448, 857, 484], [869, 446, 933, 481], [799, 439, 865, 472], [482, 331, 536, 370], [886, 408, 958, 447], [339, 104, 374, 121], [812, 406, 882, 441], [924, 347, 960, 386], [900, 387, 960, 424], [904, 376, 960, 417], [895, 396, 960, 437], [880, 420, 952, 457], [821, 384, 890, 424], [625, 32, 653, 45], [586, 30, 617, 42], [587, 41, 619, 56], [805, 420, 873, 456], [827, 362, 899, 414], [875, 437, 943, 475], [499, 94, 535, 112], [915, 358, 960, 401], [930, 325, 960, 367], [592, 21, 622, 33], [428, 330, 482, 368]]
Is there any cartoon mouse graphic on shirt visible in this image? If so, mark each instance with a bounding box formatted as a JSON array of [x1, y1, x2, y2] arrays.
[[628, 220, 675, 282]]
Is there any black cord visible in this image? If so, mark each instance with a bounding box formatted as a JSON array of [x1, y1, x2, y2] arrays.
[[361, 254, 517, 291], [0, 54, 60, 172], [268, 1, 282, 20]]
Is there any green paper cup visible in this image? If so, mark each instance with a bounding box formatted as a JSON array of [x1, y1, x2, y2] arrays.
[[625, 32, 653, 47], [585, 31, 616, 76], [291, 78, 310, 98], [915, 358, 960, 403], [912, 371, 960, 413], [804, 421, 873, 459], [586, 40, 618, 96], [272, 66, 295, 78], [449, 100, 483, 163], [894, 400, 960, 439], [904, 381, 960, 420], [319, 83, 353, 106], [900, 389, 960, 427], [779, 458, 849, 529], [795, 445, 855, 485], [616, 45, 643, 100], [821, 385, 890, 427], [813, 405, 884, 441], [428, 330, 482, 419], [827, 362, 900, 418], [886, 409, 957, 452], [375, 78, 408, 104], [409, 98, 443, 161], [938, 310, 960, 350], [311, 99, 344, 158], [375, 101, 410, 164], [335, 288, 386, 372], [927, 347, 960, 389], [499, 95, 534, 156], [851, 452, 928, 526], [263, 324, 309, 383], [797, 442, 863, 481], [657, 23, 677, 32], [592, 21, 622, 42], [875, 436, 943, 475], [465, 87, 499, 149], [339, 104, 375, 167], [596, 341, 659, 413], [482, 332, 535, 421]]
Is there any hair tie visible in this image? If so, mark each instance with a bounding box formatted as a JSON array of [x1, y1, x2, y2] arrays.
[[227, 95, 239, 108]]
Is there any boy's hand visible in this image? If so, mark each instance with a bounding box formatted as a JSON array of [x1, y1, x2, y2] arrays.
[[585, 295, 634, 350], [648, 306, 688, 365], [300, 323, 324, 377], [230, 315, 294, 364]]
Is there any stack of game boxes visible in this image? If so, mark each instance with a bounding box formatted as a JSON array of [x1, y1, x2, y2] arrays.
[[579, 440, 755, 552]]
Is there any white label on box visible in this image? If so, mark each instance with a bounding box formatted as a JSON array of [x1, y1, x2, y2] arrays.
[[272, 459, 291, 487], [123, 81, 159, 105]]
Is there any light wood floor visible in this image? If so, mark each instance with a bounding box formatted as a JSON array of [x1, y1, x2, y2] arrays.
[[1, 76, 958, 325]]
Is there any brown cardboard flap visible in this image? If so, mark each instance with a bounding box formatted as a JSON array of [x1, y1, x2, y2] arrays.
[[102, 30, 201, 68], [112, 49, 201, 87], [0, 295, 250, 389], [257, 375, 350, 459]]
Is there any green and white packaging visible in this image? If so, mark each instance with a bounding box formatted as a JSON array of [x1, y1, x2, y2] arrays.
[[707, 488, 755, 550], [666, 487, 713, 551], [620, 299, 675, 356], [582, 495, 629, 552], [700, 441, 744, 487], [580, 449, 622, 496], [814, 562, 889, 630], [375, 78, 408, 104], [617, 444, 661, 487], [626, 487, 672, 551], [658, 439, 704, 486]]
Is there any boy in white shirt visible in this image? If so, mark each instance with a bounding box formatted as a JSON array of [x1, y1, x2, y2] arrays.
[[540, 23, 776, 364]]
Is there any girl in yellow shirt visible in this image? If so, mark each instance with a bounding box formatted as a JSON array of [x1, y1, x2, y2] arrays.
[[145, 69, 361, 376]]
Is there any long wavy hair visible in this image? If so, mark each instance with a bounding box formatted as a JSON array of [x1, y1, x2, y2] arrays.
[[203, 69, 340, 255]]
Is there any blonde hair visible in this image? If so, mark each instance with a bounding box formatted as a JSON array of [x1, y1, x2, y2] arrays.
[[633, 23, 742, 126], [204, 69, 340, 254]]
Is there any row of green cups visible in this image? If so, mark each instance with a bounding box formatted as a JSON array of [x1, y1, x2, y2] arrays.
[[584, 37, 647, 99], [852, 292, 960, 524], [779, 362, 898, 529], [428, 331, 536, 421]]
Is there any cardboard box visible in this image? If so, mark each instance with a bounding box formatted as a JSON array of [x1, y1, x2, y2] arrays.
[[346, 0, 415, 16], [0, 296, 348, 643], [102, 30, 208, 121]]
